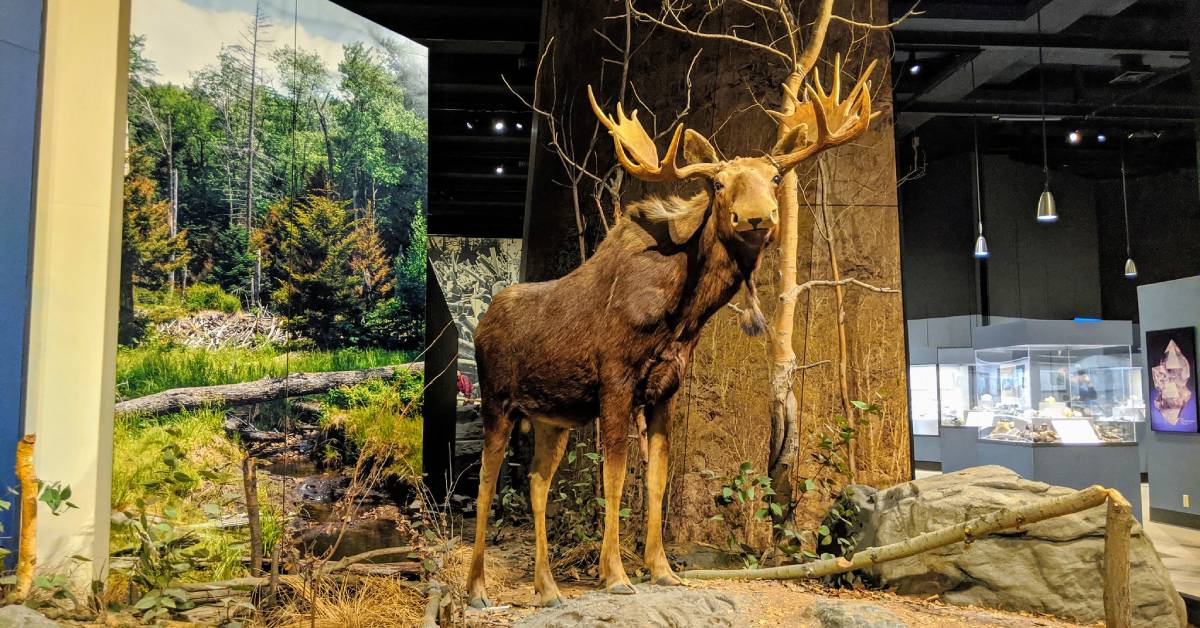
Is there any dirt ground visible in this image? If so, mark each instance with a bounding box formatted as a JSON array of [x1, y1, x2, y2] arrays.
[[456, 534, 1088, 628]]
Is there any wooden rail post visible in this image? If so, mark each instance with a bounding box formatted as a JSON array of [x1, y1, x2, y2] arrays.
[[10, 435, 37, 602], [1103, 490, 1134, 628]]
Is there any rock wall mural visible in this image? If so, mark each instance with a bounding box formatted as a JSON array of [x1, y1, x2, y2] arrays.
[[428, 236, 523, 391]]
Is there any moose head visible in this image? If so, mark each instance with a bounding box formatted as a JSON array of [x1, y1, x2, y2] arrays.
[[588, 55, 879, 252]]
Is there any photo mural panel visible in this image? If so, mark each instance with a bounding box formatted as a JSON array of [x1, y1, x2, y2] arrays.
[[1147, 326, 1198, 433], [114, 0, 428, 604], [428, 236, 523, 392]]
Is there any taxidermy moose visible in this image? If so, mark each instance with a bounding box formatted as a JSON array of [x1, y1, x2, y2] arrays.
[[466, 56, 877, 608]]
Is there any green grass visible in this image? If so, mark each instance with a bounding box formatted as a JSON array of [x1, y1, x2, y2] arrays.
[[323, 374, 425, 478], [110, 409, 284, 580], [116, 340, 415, 400], [112, 340, 421, 582]]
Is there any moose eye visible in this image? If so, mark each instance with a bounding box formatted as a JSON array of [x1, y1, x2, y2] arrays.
[[713, 181, 725, 192], [772, 174, 782, 184]]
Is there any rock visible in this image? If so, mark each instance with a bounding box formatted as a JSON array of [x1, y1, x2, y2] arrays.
[[832, 465, 1186, 627], [0, 605, 59, 627], [803, 599, 908, 628], [513, 584, 743, 627]]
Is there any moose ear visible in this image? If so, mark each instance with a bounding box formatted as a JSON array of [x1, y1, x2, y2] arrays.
[[683, 129, 719, 165]]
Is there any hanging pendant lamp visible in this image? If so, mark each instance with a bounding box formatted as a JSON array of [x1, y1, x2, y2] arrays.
[[1035, 10, 1058, 223], [970, 60, 989, 259], [1119, 142, 1137, 279]]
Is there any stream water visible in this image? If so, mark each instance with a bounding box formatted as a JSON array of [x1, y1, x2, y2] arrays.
[[260, 458, 414, 560]]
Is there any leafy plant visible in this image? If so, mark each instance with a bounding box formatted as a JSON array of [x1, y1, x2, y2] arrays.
[[548, 440, 630, 550], [706, 400, 881, 570], [37, 481, 78, 516], [183, 283, 241, 314], [113, 501, 202, 622], [491, 483, 528, 543]]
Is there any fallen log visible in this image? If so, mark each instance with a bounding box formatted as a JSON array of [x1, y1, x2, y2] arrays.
[[422, 580, 448, 628], [673, 485, 1111, 582], [175, 540, 457, 595], [114, 362, 423, 417]]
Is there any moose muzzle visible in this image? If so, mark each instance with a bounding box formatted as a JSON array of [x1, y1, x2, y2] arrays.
[[731, 207, 779, 232]]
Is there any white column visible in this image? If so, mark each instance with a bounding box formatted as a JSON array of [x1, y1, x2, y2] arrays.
[[25, 0, 130, 585]]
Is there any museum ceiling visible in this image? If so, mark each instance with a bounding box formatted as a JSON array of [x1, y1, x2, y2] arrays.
[[335, 0, 1196, 237], [333, 0, 539, 239], [892, 0, 1197, 178]]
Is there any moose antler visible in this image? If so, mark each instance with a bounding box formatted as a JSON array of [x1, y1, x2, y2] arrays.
[[588, 85, 720, 182], [770, 55, 880, 169]]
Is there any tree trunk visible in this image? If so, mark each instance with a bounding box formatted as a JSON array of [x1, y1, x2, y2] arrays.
[[818, 157, 857, 479], [317, 105, 336, 187], [114, 363, 423, 417], [117, 245, 139, 345], [242, 456, 264, 576], [245, 1, 262, 307]]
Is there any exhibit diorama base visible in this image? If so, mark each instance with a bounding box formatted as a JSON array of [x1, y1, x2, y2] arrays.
[[458, 528, 1082, 628]]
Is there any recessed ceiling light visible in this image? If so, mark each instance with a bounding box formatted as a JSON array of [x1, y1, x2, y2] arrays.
[[494, 165, 505, 175], [515, 122, 524, 130], [465, 121, 474, 130], [493, 120, 507, 132], [1067, 130, 1082, 145], [1097, 134, 1107, 144]]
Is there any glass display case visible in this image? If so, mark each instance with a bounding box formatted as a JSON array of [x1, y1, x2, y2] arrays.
[[909, 364, 939, 436], [936, 347, 974, 428], [968, 344, 1140, 443]]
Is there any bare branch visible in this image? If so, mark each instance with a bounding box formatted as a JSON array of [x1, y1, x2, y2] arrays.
[[831, 1, 923, 30], [628, 2, 793, 65], [779, 276, 899, 302]]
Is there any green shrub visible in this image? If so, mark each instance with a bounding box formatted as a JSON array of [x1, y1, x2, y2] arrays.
[[322, 372, 424, 477], [184, 283, 241, 313]]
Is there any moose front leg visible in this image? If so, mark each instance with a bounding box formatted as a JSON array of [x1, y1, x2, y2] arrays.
[[644, 398, 681, 585], [598, 388, 635, 595]]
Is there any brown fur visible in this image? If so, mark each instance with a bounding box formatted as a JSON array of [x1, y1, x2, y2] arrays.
[[467, 157, 781, 606]]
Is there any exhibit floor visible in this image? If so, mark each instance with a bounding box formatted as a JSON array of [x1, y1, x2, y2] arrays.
[[914, 469, 1200, 602]]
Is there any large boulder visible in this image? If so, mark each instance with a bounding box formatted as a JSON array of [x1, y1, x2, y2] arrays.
[[833, 465, 1186, 627], [0, 605, 58, 627]]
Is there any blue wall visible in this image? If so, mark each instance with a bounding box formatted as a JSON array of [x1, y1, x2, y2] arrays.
[[0, 0, 43, 554]]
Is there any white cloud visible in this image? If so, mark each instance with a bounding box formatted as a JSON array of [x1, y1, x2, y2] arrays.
[[130, 0, 413, 90]]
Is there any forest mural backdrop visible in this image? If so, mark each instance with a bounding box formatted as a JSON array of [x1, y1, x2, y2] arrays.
[[108, 0, 431, 608], [122, 0, 427, 349]]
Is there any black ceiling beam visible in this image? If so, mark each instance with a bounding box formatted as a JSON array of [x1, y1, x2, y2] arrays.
[[902, 100, 1198, 123], [893, 30, 1188, 55], [892, 0, 1051, 22], [428, 214, 523, 239], [333, 2, 540, 42]]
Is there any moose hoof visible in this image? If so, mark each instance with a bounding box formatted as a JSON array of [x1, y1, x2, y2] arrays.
[[540, 595, 565, 608], [467, 596, 492, 610], [655, 573, 683, 586], [606, 582, 637, 595]]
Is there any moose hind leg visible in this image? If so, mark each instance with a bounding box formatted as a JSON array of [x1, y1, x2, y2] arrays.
[[644, 401, 681, 585], [529, 421, 570, 607], [466, 409, 514, 609]]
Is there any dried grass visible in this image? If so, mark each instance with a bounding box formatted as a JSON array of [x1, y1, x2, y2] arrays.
[[551, 539, 640, 572], [267, 575, 425, 628], [440, 543, 523, 600]]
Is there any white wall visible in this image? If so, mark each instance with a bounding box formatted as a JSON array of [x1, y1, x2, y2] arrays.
[[25, 0, 130, 584]]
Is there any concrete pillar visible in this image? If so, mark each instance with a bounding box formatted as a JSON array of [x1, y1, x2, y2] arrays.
[[25, 0, 130, 583]]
